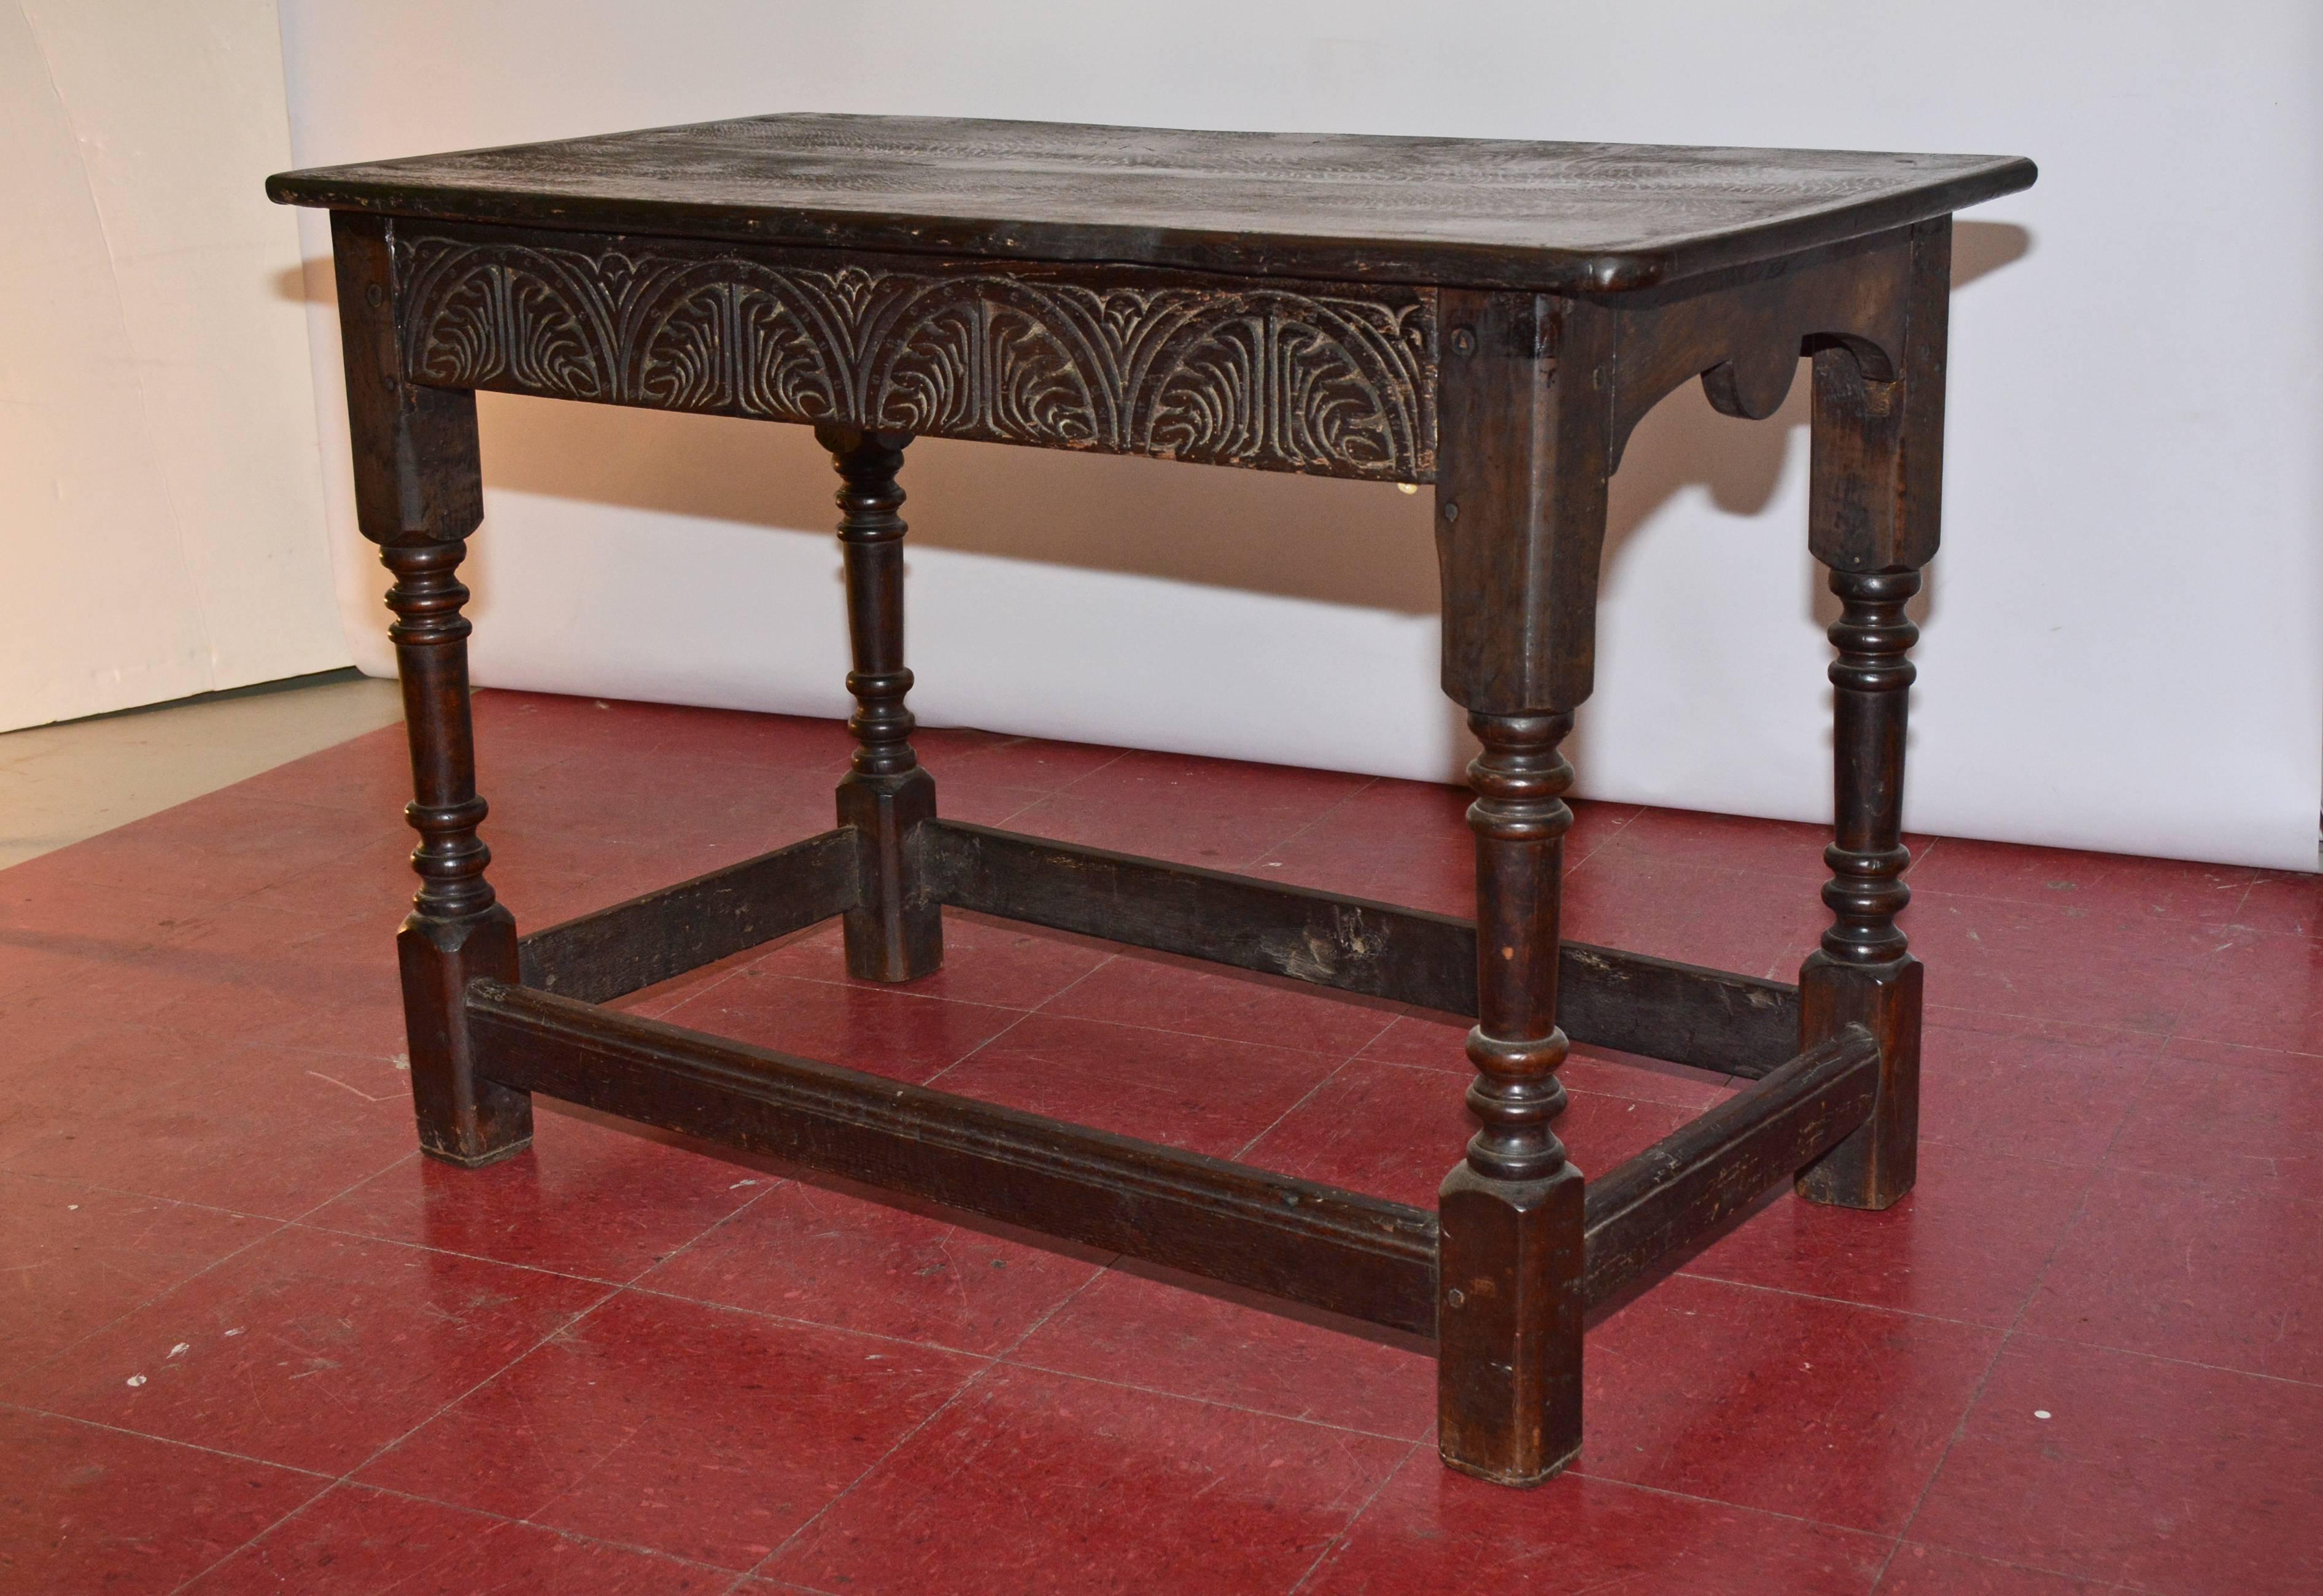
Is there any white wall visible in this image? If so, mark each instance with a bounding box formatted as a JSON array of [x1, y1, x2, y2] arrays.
[[278, 1, 2323, 869], [1, 0, 343, 732]]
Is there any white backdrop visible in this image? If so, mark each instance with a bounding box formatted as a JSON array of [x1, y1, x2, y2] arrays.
[[1, 0, 342, 731], [278, 1, 2323, 870]]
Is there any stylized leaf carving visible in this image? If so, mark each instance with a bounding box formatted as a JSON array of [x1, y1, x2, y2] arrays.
[[394, 224, 1435, 481]]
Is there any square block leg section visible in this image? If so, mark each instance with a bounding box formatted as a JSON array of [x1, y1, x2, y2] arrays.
[[1796, 955, 1922, 1211], [839, 770, 940, 983], [400, 908, 531, 1168], [1436, 1161, 1585, 1486]]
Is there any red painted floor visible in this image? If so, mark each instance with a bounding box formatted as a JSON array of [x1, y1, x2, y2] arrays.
[[4, 689, 2319, 1594]]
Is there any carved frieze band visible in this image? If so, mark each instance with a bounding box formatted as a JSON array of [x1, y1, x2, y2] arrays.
[[391, 223, 1437, 481]]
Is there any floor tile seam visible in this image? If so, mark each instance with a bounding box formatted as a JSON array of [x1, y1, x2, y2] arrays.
[[689, 966, 1043, 1020], [285, 1473, 757, 1575], [2001, 1327, 2323, 1391], [1338, 1048, 1727, 1112], [1914, 1134, 2115, 1193], [1913, 1128, 2130, 1178], [1236, 775, 1383, 866], [1283, 1433, 1431, 1596], [0, 1206, 299, 1395], [988, 1352, 1426, 1446], [2144, 953, 2212, 1053], [2216, 876, 2259, 929], [1224, 783, 1394, 878], [277, 1147, 436, 1229], [700, 1251, 1109, 1565], [2077, 1052, 2169, 1182], [1567, 839, 1833, 897], [0, 1164, 304, 1226], [144, 1354, 747, 1592], [1659, 1267, 2020, 1336], [2025, 1031, 2323, 1217], [1559, 1465, 1904, 1544], [1230, 1055, 1367, 1166], [613, 1277, 1030, 1363], [740, 1357, 1012, 1581], [1889, 1511, 2146, 1593], [1884, 1538, 2175, 1594], [1561, 805, 1642, 873], [2094, 1144, 2323, 1207], [1029, 1000, 1395, 1063], [1904, 883, 2271, 946], [1915, 998, 2176, 1042], [2150, 1034, 2323, 1072], [1885, 1139, 2108, 1554], [156, 1476, 360, 1596], [1020, 746, 1134, 800], [277, 1214, 719, 1294], [605, 1176, 789, 1293], [1869, 1326, 2029, 1584], [332, 1280, 628, 1489], [989, 986, 1407, 1066], [20, 1393, 345, 1596], [640, 932, 809, 1013], [1012, 945, 1129, 1022], [980, 1241, 1122, 1364], [1899, 880, 2265, 927], [0, 1397, 339, 1481], [2, 1016, 233, 1082], [352, 1486, 764, 1582], [499, 1354, 805, 1575], [987, 791, 1057, 830], [915, 1003, 1049, 1093], [1595, 837, 1836, 893]]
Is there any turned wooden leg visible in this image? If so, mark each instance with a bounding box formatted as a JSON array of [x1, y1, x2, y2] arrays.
[[383, 540, 530, 1165], [1796, 567, 1923, 1207], [1427, 286, 1612, 1486], [1795, 219, 1948, 1210], [1437, 710, 1586, 1485], [818, 423, 940, 982], [328, 210, 527, 1167]]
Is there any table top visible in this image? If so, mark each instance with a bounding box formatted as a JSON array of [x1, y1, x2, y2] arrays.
[[268, 114, 2033, 294]]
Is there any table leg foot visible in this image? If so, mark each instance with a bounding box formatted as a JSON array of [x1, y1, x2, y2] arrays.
[[1437, 710, 1585, 1484], [382, 538, 530, 1168], [1438, 1162, 1586, 1484]]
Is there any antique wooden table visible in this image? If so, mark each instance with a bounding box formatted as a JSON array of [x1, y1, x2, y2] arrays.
[[270, 115, 2034, 1487]]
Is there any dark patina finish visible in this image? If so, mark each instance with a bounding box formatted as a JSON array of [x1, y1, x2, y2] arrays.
[[274, 113, 2033, 1489]]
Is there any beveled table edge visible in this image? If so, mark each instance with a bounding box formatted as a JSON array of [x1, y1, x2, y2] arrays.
[[266, 125, 2036, 295]]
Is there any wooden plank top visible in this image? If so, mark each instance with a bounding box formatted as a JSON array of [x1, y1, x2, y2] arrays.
[[269, 114, 2033, 293]]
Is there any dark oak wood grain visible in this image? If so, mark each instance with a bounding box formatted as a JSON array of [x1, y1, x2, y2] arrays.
[[1581, 1026, 1880, 1307], [270, 114, 2033, 294], [298, 113, 2027, 1490], [517, 827, 863, 1005], [1793, 219, 1947, 1211], [821, 425, 942, 980], [1796, 564, 1928, 1211], [385, 221, 1437, 482], [1433, 716, 1586, 1484], [920, 819, 1801, 1075], [468, 979, 1439, 1334], [333, 211, 529, 1168]]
